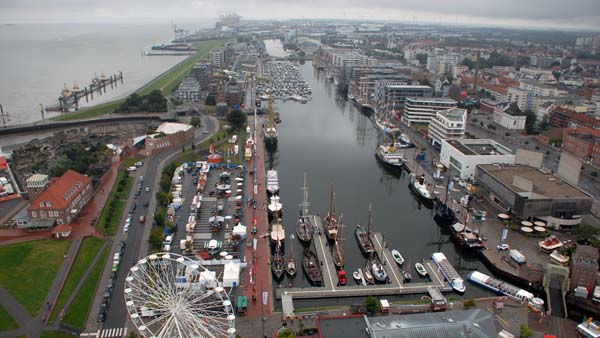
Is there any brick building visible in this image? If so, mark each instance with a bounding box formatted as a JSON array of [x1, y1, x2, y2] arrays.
[[570, 245, 599, 292], [549, 107, 575, 128], [562, 127, 600, 168], [139, 122, 195, 157], [28, 170, 92, 225]]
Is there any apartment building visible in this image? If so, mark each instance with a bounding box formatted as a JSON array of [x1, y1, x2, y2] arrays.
[[375, 85, 433, 113]]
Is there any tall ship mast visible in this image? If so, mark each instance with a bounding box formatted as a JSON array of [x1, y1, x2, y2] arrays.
[[264, 91, 278, 145], [323, 185, 338, 241], [296, 172, 313, 244]]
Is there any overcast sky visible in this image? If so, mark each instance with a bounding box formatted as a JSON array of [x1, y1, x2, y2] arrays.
[[2, 0, 599, 30]]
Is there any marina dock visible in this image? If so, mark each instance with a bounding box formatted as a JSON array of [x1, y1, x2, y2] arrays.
[[275, 215, 452, 300]]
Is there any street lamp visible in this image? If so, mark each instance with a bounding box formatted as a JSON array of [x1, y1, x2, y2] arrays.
[[0, 104, 6, 128]]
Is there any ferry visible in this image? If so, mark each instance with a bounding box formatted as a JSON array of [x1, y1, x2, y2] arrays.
[[431, 252, 466, 293], [467, 271, 544, 310]]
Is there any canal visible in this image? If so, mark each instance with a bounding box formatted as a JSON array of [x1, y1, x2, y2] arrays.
[[263, 40, 495, 303]]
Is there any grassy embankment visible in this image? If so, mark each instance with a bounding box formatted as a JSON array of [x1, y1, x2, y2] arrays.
[[52, 39, 226, 122], [62, 243, 110, 329], [50, 237, 105, 322], [0, 240, 71, 316], [0, 305, 18, 331], [95, 170, 132, 236]]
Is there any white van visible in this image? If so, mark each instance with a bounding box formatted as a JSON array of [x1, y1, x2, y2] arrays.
[[127, 166, 137, 172]]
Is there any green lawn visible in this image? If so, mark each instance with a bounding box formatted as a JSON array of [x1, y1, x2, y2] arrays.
[[120, 156, 144, 169], [62, 244, 109, 329], [40, 331, 75, 338], [52, 40, 225, 122], [0, 240, 71, 316], [96, 170, 132, 235], [0, 304, 19, 331], [51, 237, 105, 322]]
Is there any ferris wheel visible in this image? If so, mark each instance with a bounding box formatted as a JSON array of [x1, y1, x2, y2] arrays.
[[124, 252, 236, 338]]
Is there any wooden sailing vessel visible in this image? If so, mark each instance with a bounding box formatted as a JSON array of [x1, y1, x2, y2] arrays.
[[323, 185, 338, 241], [355, 204, 374, 257], [302, 248, 323, 286], [332, 214, 344, 268], [296, 172, 313, 244]]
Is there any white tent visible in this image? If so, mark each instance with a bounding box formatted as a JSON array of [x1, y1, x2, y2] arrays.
[[232, 223, 246, 240], [222, 262, 240, 288]]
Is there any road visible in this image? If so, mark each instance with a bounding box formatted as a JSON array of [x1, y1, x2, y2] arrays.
[[84, 114, 219, 335], [466, 110, 600, 198]]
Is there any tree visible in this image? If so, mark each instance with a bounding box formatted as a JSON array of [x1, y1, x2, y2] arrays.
[[552, 70, 561, 82], [539, 114, 550, 131], [463, 298, 476, 309], [365, 296, 379, 314], [277, 329, 296, 338], [419, 78, 432, 87], [574, 224, 600, 243], [205, 95, 216, 106], [519, 324, 533, 338], [227, 109, 246, 130], [190, 117, 201, 128], [149, 226, 164, 250], [525, 110, 538, 135]]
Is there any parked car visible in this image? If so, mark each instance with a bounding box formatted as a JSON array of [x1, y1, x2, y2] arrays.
[[497, 243, 510, 251], [143, 201, 149, 207], [139, 216, 145, 223], [97, 310, 106, 322], [123, 224, 129, 233], [145, 187, 150, 192]]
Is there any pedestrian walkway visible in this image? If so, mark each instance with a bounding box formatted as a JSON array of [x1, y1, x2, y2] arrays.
[[80, 327, 127, 338], [45, 239, 82, 323]]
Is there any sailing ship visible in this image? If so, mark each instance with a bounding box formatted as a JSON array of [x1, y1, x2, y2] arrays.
[[302, 248, 323, 286], [285, 236, 298, 277], [332, 214, 344, 268], [363, 262, 375, 284], [270, 217, 286, 254], [272, 246, 285, 281], [296, 173, 313, 244], [323, 185, 338, 241], [355, 204, 374, 257], [371, 260, 388, 283], [264, 92, 278, 146], [434, 176, 457, 225], [267, 195, 283, 219], [374, 114, 400, 135]]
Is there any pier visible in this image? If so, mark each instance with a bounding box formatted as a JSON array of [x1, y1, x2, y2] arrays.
[[49, 72, 124, 112], [275, 215, 452, 300]]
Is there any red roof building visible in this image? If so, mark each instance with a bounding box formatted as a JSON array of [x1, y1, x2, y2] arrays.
[[28, 169, 92, 226], [562, 127, 600, 168]]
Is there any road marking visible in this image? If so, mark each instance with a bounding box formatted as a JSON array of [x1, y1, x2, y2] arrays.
[[98, 328, 126, 338]]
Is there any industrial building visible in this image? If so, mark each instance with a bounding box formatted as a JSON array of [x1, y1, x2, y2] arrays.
[[440, 139, 515, 179], [476, 164, 593, 228]]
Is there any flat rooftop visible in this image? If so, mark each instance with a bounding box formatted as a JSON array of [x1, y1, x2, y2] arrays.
[[478, 164, 591, 199], [318, 316, 369, 338], [439, 108, 466, 121], [446, 139, 512, 156]]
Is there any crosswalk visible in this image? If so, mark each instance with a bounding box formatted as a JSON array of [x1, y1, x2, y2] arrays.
[[80, 327, 127, 338]]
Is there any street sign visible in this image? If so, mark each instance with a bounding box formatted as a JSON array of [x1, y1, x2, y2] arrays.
[[262, 291, 268, 305], [501, 228, 508, 241]]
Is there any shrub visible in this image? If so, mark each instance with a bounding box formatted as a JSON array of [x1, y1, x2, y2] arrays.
[[463, 298, 476, 309], [365, 296, 379, 314], [591, 171, 598, 177], [519, 324, 533, 338]]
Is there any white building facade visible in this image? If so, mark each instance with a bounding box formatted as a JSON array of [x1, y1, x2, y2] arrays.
[[402, 97, 457, 126], [493, 102, 526, 130], [428, 108, 467, 147], [440, 139, 515, 179]]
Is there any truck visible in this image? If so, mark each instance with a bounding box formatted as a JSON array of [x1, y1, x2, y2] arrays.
[[509, 249, 526, 264]]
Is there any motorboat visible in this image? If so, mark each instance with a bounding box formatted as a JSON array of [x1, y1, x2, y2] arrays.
[[415, 262, 428, 277], [337, 269, 347, 286], [371, 262, 388, 283], [402, 270, 412, 282], [352, 269, 362, 283], [285, 256, 297, 277], [391, 249, 404, 266]]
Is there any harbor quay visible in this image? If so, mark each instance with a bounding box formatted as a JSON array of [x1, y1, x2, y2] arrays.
[[396, 123, 556, 292], [275, 216, 453, 300]]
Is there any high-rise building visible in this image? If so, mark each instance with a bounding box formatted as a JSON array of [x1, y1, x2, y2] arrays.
[[210, 48, 225, 69]]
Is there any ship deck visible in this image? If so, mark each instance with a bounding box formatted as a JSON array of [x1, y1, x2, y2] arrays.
[[275, 215, 452, 300]]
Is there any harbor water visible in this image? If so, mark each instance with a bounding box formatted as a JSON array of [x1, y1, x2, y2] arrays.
[[0, 23, 196, 125], [264, 40, 496, 300]]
